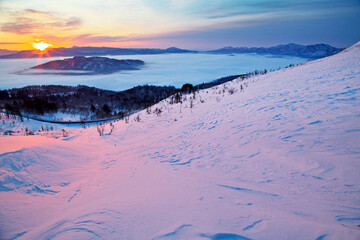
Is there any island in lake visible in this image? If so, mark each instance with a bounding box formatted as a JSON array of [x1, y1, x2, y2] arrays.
[[25, 56, 145, 75]]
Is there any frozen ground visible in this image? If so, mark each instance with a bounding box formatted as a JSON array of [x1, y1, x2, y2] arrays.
[[0, 42, 359, 240], [0, 53, 306, 90]]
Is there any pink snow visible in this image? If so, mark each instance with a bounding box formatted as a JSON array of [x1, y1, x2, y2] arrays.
[[0, 42, 359, 240]]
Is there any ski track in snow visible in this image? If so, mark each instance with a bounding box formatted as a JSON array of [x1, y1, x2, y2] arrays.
[[1, 43, 360, 239]]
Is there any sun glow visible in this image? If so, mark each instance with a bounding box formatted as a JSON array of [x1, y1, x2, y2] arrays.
[[32, 41, 52, 51]]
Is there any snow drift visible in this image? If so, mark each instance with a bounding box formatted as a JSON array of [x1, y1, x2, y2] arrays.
[[0, 42, 359, 240]]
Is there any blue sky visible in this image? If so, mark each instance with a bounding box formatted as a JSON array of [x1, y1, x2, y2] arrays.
[[0, 0, 359, 50]]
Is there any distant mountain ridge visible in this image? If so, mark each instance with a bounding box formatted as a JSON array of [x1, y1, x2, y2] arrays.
[[208, 43, 344, 58], [0, 46, 196, 59], [29, 56, 144, 74], [0, 49, 18, 55], [0, 43, 343, 59]]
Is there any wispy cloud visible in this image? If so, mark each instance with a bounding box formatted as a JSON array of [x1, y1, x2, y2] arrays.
[[0, 42, 23, 44], [37, 33, 128, 46], [0, 8, 82, 35], [0, 0, 358, 49], [66, 17, 82, 27], [190, 0, 360, 19], [1, 22, 40, 34], [24, 9, 51, 15], [71, 34, 126, 44]]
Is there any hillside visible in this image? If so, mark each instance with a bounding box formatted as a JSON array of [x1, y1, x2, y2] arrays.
[[0, 42, 359, 239], [28, 56, 144, 74]]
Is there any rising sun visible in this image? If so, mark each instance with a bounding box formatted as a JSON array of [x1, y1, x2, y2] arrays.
[[32, 41, 52, 51]]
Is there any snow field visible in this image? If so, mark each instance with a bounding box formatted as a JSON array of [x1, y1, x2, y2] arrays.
[[0, 42, 359, 239]]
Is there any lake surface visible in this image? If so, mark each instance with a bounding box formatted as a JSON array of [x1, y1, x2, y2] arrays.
[[0, 53, 307, 91]]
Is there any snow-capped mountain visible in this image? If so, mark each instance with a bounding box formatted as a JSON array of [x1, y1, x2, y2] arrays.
[[0, 42, 359, 239]]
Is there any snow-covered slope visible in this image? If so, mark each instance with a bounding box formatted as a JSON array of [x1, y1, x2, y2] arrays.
[[1, 42, 359, 240]]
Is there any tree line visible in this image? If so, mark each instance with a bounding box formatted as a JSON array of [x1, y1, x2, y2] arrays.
[[0, 85, 176, 120], [0, 69, 271, 120]]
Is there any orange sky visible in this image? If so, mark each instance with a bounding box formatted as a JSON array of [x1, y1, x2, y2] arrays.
[[0, 0, 359, 51]]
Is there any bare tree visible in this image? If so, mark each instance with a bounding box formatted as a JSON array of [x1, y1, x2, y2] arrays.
[[134, 114, 141, 122], [108, 123, 115, 135], [62, 129, 68, 137], [146, 106, 151, 114], [97, 124, 105, 136]]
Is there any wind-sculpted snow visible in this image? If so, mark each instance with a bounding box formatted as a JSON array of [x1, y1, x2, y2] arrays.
[[0, 42, 359, 239]]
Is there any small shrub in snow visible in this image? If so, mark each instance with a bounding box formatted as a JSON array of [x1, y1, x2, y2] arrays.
[[62, 129, 68, 137], [190, 100, 194, 111], [96, 124, 105, 136], [146, 107, 151, 115], [124, 116, 130, 123], [134, 114, 141, 122], [4, 130, 13, 135], [174, 93, 182, 104], [25, 127, 34, 135], [108, 123, 115, 135], [154, 108, 162, 116], [228, 88, 236, 95]]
